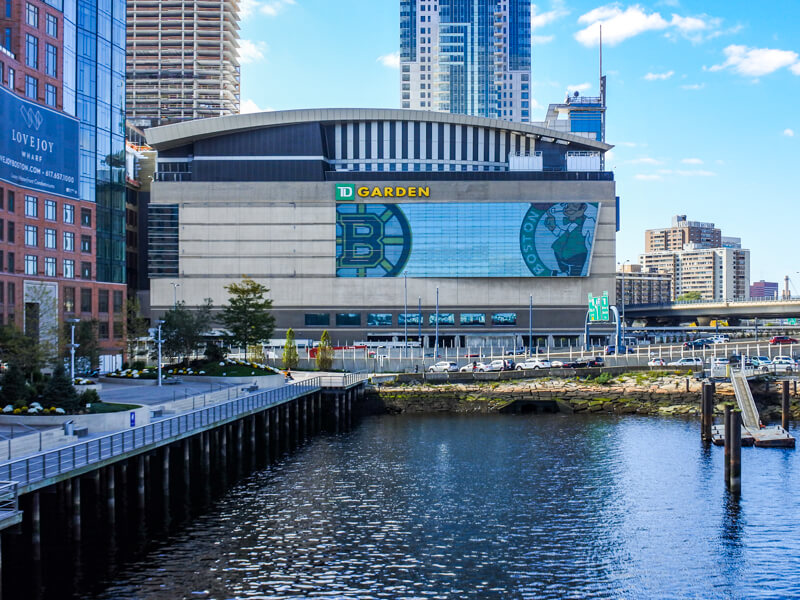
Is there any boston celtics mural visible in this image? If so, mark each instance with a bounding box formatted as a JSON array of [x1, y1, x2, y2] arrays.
[[336, 202, 598, 278]]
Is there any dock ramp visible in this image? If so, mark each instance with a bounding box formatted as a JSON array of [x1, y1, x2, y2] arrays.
[[730, 369, 760, 429]]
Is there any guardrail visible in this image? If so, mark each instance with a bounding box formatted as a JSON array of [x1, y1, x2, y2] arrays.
[[0, 481, 18, 515], [316, 373, 370, 388], [0, 378, 323, 491]]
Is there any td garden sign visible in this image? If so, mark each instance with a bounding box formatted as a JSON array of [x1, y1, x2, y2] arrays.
[[335, 183, 431, 200]]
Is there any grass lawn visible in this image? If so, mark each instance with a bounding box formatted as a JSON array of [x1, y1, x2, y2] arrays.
[[88, 402, 141, 414]]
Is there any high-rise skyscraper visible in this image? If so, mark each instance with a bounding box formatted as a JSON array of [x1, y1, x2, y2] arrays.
[[400, 0, 532, 122], [126, 0, 241, 126]]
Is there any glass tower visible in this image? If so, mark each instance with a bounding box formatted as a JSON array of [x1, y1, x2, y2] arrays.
[[400, 0, 532, 122], [62, 0, 126, 284]]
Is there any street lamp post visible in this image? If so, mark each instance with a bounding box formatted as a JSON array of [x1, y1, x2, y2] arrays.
[[403, 271, 408, 357], [156, 319, 165, 387], [618, 261, 629, 346], [171, 282, 181, 308], [67, 318, 80, 382], [434, 287, 439, 358], [528, 294, 533, 356]]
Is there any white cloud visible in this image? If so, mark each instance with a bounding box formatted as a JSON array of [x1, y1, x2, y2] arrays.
[[784, 129, 795, 137], [681, 158, 703, 164], [627, 157, 663, 165], [240, 0, 259, 18], [240, 99, 274, 114], [239, 40, 268, 64], [618, 141, 640, 147], [709, 44, 799, 77], [377, 52, 400, 69], [681, 83, 705, 90], [644, 70, 674, 80], [567, 82, 592, 93], [575, 4, 722, 47], [531, 1, 569, 29], [635, 174, 662, 181], [260, 0, 296, 17], [532, 35, 555, 44]]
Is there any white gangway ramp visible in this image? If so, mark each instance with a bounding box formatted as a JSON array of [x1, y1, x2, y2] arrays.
[[730, 369, 760, 430]]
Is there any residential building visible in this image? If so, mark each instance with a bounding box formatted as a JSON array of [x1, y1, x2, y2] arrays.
[[750, 280, 778, 299], [126, 0, 241, 126], [400, 0, 532, 122], [125, 124, 155, 310], [644, 215, 721, 252], [0, 0, 126, 359], [616, 264, 671, 306], [145, 108, 615, 348], [640, 245, 750, 302]]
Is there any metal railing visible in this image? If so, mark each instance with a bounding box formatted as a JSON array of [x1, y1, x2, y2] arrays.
[[0, 378, 325, 491], [316, 373, 370, 388], [0, 481, 19, 515]]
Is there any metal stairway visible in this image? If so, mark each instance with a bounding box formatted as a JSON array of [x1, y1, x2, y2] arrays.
[[730, 369, 760, 429]]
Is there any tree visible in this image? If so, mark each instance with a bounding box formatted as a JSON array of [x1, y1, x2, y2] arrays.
[[62, 319, 99, 371], [41, 363, 79, 412], [160, 299, 213, 364], [126, 298, 150, 360], [0, 364, 28, 408], [220, 278, 275, 361], [677, 291, 703, 302], [283, 328, 298, 369], [0, 325, 47, 378], [316, 330, 333, 371]]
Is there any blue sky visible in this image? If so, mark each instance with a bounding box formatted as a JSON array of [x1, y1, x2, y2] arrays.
[[238, 0, 800, 289]]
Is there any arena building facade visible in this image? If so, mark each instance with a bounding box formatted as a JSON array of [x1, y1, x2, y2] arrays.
[[145, 108, 617, 348]]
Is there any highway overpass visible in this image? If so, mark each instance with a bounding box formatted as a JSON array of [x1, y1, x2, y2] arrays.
[[624, 298, 800, 325]]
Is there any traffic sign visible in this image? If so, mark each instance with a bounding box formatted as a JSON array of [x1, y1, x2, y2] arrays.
[[588, 292, 610, 322]]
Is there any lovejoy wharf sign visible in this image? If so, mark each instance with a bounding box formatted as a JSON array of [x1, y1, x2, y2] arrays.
[[0, 85, 79, 199]]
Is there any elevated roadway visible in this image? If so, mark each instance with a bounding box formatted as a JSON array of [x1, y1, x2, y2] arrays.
[[624, 298, 800, 325]]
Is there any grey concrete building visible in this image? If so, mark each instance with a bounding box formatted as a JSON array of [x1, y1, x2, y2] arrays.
[[144, 109, 616, 348]]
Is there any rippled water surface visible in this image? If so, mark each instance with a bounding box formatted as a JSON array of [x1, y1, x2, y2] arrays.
[[88, 414, 800, 599]]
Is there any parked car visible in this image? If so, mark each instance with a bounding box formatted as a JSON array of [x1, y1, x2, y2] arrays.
[[504, 348, 526, 356], [550, 360, 565, 368], [564, 356, 605, 368], [486, 359, 515, 371], [683, 339, 711, 349], [428, 361, 457, 373], [751, 356, 771, 367], [770, 356, 796, 373], [667, 357, 704, 367], [516, 358, 552, 370], [710, 335, 730, 344], [647, 358, 666, 367], [604, 345, 635, 355], [769, 336, 798, 345], [459, 361, 488, 373]]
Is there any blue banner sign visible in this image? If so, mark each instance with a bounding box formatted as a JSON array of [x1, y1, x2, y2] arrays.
[[0, 85, 79, 199], [336, 202, 599, 278]]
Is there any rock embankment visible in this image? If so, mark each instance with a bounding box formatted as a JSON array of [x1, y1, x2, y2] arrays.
[[370, 372, 800, 421]]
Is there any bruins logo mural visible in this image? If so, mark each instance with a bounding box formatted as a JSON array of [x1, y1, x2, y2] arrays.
[[336, 203, 412, 277]]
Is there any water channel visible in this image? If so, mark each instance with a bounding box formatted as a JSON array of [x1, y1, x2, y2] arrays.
[[64, 414, 800, 598]]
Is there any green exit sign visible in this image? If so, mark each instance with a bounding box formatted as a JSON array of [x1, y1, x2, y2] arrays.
[[588, 292, 610, 322], [789, 318, 797, 325]]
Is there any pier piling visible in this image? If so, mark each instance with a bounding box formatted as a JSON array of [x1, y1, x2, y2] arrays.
[[724, 405, 732, 486], [701, 383, 712, 443], [782, 380, 790, 431], [729, 410, 742, 494]]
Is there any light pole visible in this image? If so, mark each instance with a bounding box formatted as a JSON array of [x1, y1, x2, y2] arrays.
[[156, 319, 165, 387], [403, 271, 408, 356], [171, 282, 181, 308], [618, 261, 629, 346], [67, 318, 80, 382], [434, 286, 439, 357], [528, 294, 533, 355]]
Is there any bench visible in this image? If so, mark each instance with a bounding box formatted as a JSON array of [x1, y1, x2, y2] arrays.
[[73, 426, 89, 438]]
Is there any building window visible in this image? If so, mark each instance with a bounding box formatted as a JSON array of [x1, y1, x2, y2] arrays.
[[43, 227, 55, 249], [24, 195, 37, 217], [112, 319, 123, 339], [80, 288, 91, 313], [80, 235, 91, 253], [80, 261, 90, 279], [25, 34, 37, 69], [492, 313, 517, 326], [6, 221, 13, 242], [460, 313, 486, 326], [0, 218, 3, 241], [63, 258, 74, 278], [0, 283, 4, 303], [6, 65, 13, 90], [63, 286, 74, 312], [6, 251, 13, 273], [80, 208, 91, 227], [25, 3, 38, 27], [45, 83, 56, 106], [45, 43, 56, 77], [44, 256, 55, 276], [63, 203, 74, 223], [428, 313, 455, 326], [44, 199, 56, 221], [24, 254, 37, 275], [24, 75, 38, 99], [335, 313, 361, 327], [63, 231, 74, 251], [112, 290, 122, 314], [304, 313, 329, 327], [7, 282, 14, 305], [98, 321, 109, 339], [24, 224, 37, 246], [98, 289, 108, 313], [7, 191, 13, 213], [367, 313, 393, 327], [46, 13, 57, 38]]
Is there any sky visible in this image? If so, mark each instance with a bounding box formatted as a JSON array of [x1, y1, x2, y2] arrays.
[[237, 0, 800, 290]]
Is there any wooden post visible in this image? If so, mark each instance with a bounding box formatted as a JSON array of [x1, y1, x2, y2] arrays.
[[729, 410, 742, 494], [782, 380, 790, 431], [137, 455, 146, 521], [284, 404, 290, 453], [107, 466, 116, 530], [685, 377, 690, 392], [294, 399, 299, 446], [701, 384, 711, 443], [31, 492, 41, 562], [162, 445, 170, 529], [335, 396, 341, 434], [724, 404, 732, 487], [264, 410, 271, 464], [249, 416, 256, 470], [183, 439, 191, 500], [72, 478, 81, 543]]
